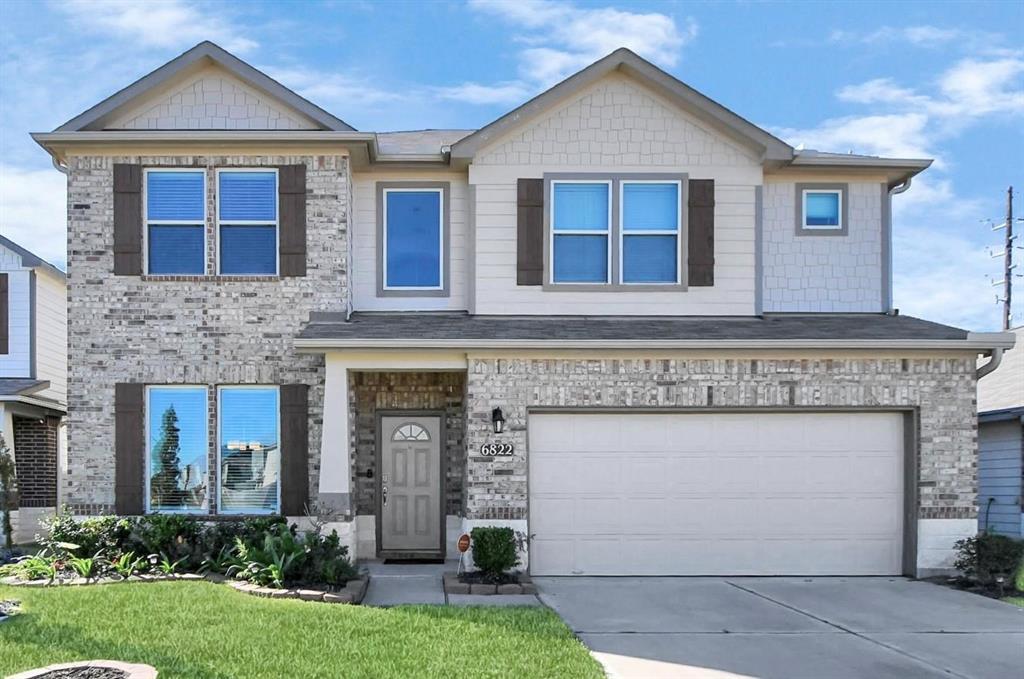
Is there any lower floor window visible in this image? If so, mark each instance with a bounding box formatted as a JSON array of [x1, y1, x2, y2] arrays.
[[146, 386, 208, 512], [218, 386, 280, 514]]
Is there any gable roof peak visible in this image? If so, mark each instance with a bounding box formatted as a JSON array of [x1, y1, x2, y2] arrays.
[[55, 41, 354, 133]]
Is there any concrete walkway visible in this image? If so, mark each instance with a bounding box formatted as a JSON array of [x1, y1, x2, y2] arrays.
[[361, 561, 542, 607], [536, 577, 1024, 679]]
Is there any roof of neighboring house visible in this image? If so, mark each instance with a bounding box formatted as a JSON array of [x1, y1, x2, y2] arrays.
[[978, 326, 1024, 413], [0, 378, 50, 397], [295, 312, 1012, 351], [377, 130, 475, 155], [0, 236, 65, 279]]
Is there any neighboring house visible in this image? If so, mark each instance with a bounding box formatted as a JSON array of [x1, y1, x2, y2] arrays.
[[0, 236, 67, 543], [977, 326, 1023, 538], [32, 42, 1015, 577]]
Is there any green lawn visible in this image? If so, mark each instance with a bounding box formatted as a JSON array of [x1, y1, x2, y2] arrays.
[[0, 581, 602, 679], [1003, 596, 1024, 608]]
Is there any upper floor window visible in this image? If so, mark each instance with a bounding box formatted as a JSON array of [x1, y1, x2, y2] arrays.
[[146, 385, 208, 513], [218, 386, 280, 515], [551, 181, 611, 283], [802, 189, 843, 232], [620, 181, 681, 284], [145, 169, 206, 275], [382, 187, 444, 291], [217, 170, 278, 275]]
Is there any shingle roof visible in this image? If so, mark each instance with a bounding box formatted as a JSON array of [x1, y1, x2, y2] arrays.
[[0, 378, 49, 397], [0, 236, 65, 279], [377, 130, 475, 155], [298, 312, 971, 345]]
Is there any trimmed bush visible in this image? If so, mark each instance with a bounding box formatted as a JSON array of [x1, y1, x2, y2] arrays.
[[953, 532, 1024, 586], [470, 527, 519, 578]]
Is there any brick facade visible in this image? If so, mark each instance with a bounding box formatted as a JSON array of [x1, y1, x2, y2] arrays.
[[463, 356, 978, 522], [13, 415, 59, 508], [65, 154, 350, 513], [350, 372, 466, 516]]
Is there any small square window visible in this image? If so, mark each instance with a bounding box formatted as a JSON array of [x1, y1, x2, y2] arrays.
[[218, 170, 278, 275], [145, 170, 205, 274], [551, 182, 610, 283], [802, 190, 842, 230]]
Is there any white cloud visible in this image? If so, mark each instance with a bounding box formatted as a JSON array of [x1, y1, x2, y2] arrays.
[[263, 66, 403, 108], [54, 0, 258, 54], [0, 164, 67, 270], [774, 113, 933, 160], [829, 25, 999, 49], [445, 0, 697, 104]]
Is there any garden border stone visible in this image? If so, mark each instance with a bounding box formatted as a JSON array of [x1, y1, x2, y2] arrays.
[[442, 572, 537, 597], [226, 574, 370, 605], [7, 660, 157, 679]]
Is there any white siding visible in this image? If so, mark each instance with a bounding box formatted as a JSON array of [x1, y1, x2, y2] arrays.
[[33, 268, 67, 404], [351, 171, 469, 311], [107, 65, 320, 131], [469, 73, 762, 316], [978, 420, 1023, 538], [762, 180, 885, 312], [0, 247, 31, 377]]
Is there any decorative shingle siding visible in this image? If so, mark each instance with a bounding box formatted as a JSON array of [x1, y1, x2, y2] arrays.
[[463, 356, 977, 521], [12, 415, 59, 508], [350, 372, 466, 516], [762, 181, 884, 312], [65, 154, 350, 513]]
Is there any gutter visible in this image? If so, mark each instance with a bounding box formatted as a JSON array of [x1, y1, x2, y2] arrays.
[[976, 347, 1004, 379], [0, 395, 67, 415], [294, 332, 1016, 353]]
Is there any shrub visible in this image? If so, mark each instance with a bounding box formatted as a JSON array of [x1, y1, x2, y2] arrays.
[[470, 527, 519, 578], [43, 510, 135, 557], [232, 522, 356, 589], [132, 514, 204, 568], [1015, 558, 1024, 593], [953, 532, 1024, 586]]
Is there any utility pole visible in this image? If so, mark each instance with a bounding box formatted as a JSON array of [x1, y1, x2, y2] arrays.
[[990, 186, 1021, 330]]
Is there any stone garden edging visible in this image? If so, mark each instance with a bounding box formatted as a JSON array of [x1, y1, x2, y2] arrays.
[[442, 571, 537, 596], [7, 660, 158, 679], [1, 572, 371, 605]]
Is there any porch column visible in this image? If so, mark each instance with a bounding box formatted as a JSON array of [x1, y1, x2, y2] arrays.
[[318, 354, 351, 515]]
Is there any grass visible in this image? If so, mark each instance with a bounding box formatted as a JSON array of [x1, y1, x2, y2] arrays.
[[0, 581, 602, 679], [1003, 596, 1024, 608]]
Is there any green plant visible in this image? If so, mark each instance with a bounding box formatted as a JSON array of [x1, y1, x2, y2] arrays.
[[68, 552, 105, 580], [132, 514, 203, 568], [155, 552, 186, 575], [470, 527, 519, 579], [0, 434, 17, 549], [953, 532, 1024, 586], [200, 544, 242, 576], [234, 526, 305, 588], [0, 550, 60, 582], [1015, 558, 1024, 593], [43, 510, 134, 558], [111, 551, 145, 579]]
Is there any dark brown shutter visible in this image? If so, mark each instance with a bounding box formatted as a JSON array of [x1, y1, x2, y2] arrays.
[[0, 273, 8, 354], [114, 383, 145, 514], [279, 384, 309, 515], [113, 164, 143, 275], [517, 178, 544, 285], [687, 179, 715, 287], [278, 165, 307, 277]]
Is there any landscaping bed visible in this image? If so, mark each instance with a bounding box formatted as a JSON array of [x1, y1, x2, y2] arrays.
[[443, 570, 538, 595], [0, 581, 603, 679], [925, 532, 1024, 608]]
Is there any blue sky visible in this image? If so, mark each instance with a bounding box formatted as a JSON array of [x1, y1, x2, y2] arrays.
[[1, 0, 1021, 330]]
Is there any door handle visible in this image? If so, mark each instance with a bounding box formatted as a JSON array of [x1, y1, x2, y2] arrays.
[[382, 485, 388, 507]]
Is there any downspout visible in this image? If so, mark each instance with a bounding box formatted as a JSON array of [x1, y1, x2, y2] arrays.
[[976, 348, 1003, 379], [890, 177, 912, 195], [51, 157, 69, 175], [883, 178, 912, 315]]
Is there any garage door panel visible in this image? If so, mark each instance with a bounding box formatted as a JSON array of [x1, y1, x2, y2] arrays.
[[529, 412, 904, 576]]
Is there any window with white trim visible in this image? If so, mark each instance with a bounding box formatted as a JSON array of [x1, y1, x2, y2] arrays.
[[145, 169, 206, 275], [802, 189, 842, 230], [620, 181, 681, 284], [146, 385, 208, 513], [218, 386, 280, 515], [550, 181, 611, 283], [217, 169, 278, 275], [383, 188, 444, 289]]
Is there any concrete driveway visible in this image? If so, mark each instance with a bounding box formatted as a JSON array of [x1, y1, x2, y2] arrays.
[[535, 577, 1023, 679]]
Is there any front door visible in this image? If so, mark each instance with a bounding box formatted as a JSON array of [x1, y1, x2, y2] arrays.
[[380, 415, 443, 555]]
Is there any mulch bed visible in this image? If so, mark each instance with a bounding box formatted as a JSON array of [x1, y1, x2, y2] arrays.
[[458, 571, 522, 586], [922, 576, 1023, 601], [34, 670, 128, 679]]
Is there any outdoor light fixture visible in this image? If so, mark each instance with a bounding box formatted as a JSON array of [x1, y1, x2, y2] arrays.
[[491, 407, 505, 434]]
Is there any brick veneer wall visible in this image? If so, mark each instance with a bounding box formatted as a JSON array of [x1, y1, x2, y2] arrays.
[[350, 372, 466, 516], [65, 154, 350, 513], [13, 416, 60, 508], [463, 356, 978, 521]]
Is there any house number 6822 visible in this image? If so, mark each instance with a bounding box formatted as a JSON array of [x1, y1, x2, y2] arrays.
[[480, 443, 514, 457]]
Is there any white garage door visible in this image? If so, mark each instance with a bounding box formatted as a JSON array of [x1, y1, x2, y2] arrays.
[[528, 412, 904, 576]]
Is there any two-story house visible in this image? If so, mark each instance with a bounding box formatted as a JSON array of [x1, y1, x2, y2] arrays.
[[33, 42, 1014, 576], [1, 236, 67, 543]]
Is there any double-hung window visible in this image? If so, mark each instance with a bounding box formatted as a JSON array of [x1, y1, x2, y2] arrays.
[[218, 170, 278, 275], [146, 386, 208, 513], [145, 169, 206, 274], [620, 181, 681, 284], [218, 386, 280, 515], [382, 187, 445, 290], [801, 189, 842, 230], [551, 181, 611, 283]]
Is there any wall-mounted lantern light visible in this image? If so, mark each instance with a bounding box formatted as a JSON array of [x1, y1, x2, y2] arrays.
[[491, 407, 505, 434]]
